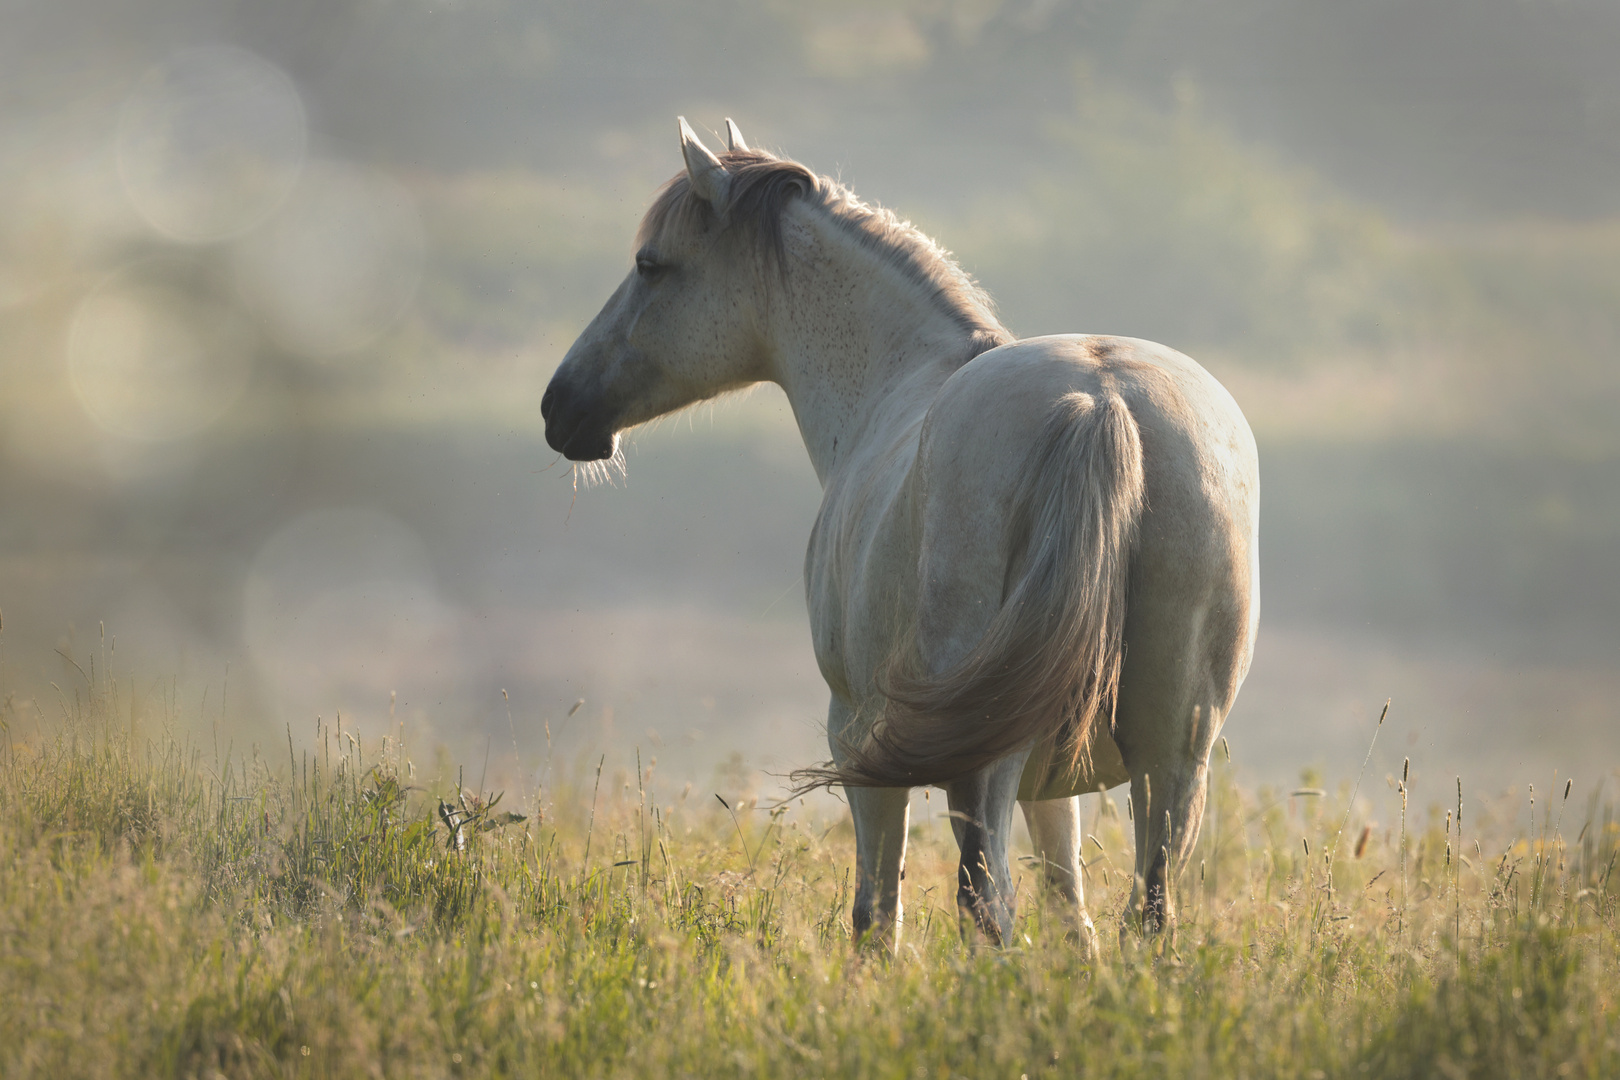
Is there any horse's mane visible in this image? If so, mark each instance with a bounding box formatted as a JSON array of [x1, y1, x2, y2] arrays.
[[638, 148, 1012, 353]]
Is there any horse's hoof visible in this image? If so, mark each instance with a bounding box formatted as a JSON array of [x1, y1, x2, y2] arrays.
[[1076, 914, 1102, 964]]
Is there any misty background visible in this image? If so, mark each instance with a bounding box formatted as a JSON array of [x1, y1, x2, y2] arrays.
[[3, 0, 1618, 806]]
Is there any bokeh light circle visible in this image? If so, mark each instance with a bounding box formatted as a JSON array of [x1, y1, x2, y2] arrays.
[[232, 161, 424, 358], [118, 46, 307, 243], [67, 261, 255, 443]]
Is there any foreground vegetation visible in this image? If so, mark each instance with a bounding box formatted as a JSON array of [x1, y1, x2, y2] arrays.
[[2, 683, 1617, 1080]]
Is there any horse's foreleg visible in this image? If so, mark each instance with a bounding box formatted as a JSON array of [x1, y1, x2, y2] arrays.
[[946, 751, 1029, 945], [829, 697, 911, 950], [846, 786, 910, 950], [1020, 795, 1101, 961]]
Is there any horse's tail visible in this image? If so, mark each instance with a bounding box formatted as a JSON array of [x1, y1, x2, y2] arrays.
[[797, 389, 1145, 792]]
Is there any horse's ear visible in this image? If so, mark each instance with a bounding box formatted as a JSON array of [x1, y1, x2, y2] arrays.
[[678, 116, 731, 210], [724, 118, 748, 153]]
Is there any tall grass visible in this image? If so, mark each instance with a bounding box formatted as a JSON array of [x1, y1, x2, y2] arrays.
[[1, 678, 1616, 1078]]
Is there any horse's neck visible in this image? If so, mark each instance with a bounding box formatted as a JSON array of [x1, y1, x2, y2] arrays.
[[766, 211, 982, 485]]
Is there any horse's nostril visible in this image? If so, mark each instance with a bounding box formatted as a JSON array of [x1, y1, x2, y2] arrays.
[[540, 385, 555, 421]]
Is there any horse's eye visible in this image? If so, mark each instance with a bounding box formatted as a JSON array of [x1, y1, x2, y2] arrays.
[[635, 255, 664, 279]]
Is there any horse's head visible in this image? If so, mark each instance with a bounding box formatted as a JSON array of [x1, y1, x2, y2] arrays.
[[542, 117, 807, 462]]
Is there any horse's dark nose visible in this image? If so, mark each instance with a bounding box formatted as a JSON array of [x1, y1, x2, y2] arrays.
[[541, 375, 615, 459], [574, 430, 616, 460]]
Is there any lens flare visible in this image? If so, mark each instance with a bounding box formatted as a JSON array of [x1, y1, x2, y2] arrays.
[[67, 262, 254, 443], [117, 46, 307, 243]]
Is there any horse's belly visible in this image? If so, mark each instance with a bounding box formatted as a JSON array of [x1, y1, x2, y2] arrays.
[[1018, 728, 1131, 800]]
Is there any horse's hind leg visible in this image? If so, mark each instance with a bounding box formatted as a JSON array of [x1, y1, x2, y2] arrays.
[[1114, 556, 1252, 935], [1020, 796, 1101, 961], [1119, 698, 1222, 935], [945, 750, 1029, 945]]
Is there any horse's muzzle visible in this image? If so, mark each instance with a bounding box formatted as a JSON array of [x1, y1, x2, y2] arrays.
[[541, 381, 617, 461]]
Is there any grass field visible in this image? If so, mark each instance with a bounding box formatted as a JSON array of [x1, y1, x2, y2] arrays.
[[3, 677, 1617, 1079]]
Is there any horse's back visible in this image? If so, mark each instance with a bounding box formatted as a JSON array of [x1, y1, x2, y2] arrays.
[[921, 334, 1257, 560], [932, 333, 1250, 473]]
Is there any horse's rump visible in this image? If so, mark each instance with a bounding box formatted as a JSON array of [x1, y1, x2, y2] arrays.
[[799, 384, 1146, 792]]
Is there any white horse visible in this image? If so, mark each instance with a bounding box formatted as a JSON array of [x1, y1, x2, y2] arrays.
[[543, 118, 1260, 956]]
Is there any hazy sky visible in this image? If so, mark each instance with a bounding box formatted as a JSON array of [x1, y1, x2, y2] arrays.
[[8, 0, 1620, 219]]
